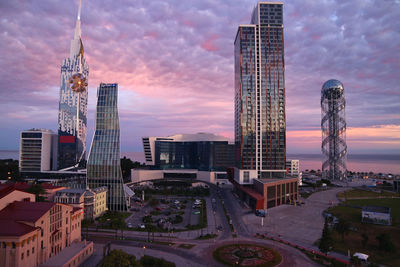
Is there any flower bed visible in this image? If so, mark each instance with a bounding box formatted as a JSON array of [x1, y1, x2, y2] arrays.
[[213, 244, 282, 267]]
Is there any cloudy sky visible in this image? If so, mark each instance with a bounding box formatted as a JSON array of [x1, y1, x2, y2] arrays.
[[0, 0, 399, 154]]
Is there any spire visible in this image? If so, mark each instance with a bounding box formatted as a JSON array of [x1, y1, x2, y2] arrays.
[[73, 0, 82, 39], [70, 0, 84, 59], [77, 0, 82, 20]]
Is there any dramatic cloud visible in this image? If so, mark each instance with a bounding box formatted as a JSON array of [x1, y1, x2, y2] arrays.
[[0, 0, 399, 154]]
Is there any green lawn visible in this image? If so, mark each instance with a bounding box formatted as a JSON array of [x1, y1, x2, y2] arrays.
[[337, 189, 399, 199], [328, 198, 400, 266]]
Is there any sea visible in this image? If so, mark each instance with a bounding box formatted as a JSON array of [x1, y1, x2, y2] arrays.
[[2, 150, 399, 174]]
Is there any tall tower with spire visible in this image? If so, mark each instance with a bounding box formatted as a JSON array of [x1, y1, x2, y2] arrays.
[[57, 0, 89, 170]]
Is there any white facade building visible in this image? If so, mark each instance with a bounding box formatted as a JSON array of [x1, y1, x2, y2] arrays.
[[19, 129, 57, 172]]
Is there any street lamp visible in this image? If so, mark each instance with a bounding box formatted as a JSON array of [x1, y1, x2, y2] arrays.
[[142, 245, 146, 257]]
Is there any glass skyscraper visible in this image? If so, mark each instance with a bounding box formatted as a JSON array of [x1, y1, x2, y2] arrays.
[[87, 83, 127, 211], [57, 0, 89, 170], [234, 2, 286, 182]]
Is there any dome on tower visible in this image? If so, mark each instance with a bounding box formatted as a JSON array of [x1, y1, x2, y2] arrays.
[[322, 79, 344, 92]]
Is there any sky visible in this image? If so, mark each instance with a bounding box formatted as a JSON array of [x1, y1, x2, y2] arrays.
[[0, 0, 399, 155]]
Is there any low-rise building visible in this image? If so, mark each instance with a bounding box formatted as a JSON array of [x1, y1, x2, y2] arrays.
[[54, 187, 108, 220], [133, 133, 235, 184], [92, 186, 108, 219], [0, 182, 65, 202], [0, 201, 83, 267], [362, 206, 391, 225]]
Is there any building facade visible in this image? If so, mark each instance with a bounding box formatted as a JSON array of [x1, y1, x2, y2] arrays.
[[234, 1, 286, 182], [19, 129, 57, 173], [0, 200, 83, 267], [57, 0, 89, 170], [134, 133, 235, 184], [321, 79, 347, 180], [54, 187, 108, 220], [87, 83, 127, 211]]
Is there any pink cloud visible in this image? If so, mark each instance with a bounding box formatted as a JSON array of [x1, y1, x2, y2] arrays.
[[201, 34, 219, 52]]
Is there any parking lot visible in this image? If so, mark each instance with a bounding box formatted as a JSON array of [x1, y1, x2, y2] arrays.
[[126, 195, 206, 232]]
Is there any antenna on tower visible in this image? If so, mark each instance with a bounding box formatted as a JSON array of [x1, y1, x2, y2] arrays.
[[77, 0, 82, 20]]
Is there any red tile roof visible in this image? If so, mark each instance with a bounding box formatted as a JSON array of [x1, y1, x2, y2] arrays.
[[0, 201, 55, 223], [0, 182, 63, 192], [0, 186, 33, 200], [0, 220, 38, 236]]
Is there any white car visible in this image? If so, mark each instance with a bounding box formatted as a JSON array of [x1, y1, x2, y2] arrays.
[[139, 224, 145, 229]]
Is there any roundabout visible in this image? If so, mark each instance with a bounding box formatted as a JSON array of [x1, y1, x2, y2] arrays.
[[213, 243, 282, 267]]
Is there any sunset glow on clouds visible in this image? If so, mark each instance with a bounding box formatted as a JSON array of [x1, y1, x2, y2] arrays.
[[0, 0, 399, 154]]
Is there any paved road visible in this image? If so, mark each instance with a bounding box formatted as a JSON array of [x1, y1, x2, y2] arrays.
[[85, 234, 320, 267], [242, 187, 346, 245], [85, 185, 352, 266]]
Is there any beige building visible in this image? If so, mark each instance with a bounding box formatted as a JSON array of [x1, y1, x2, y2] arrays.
[[0, 187, 92, 267], [54, 187, 107, 220], [92, 186, 107, 219]]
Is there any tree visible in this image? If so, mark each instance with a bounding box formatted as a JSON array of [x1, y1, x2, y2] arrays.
[[120, 156, 145, 183], [26, 184, 46, 201], [376, 233, 395, 252], [140, 255, 176, 267], [350, 255, 363, 267], [319, 218, 333, 254], [100, 249, 139, 267], [335, 218, 350, 242], [111, 217, 125, 239], [361, 233, 369, 248], [0, 159, 20, 180], [145, 223, 155, 242]]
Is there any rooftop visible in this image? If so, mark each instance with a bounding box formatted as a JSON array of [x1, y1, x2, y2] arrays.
[[0, 220, 38, 237], [152, 133, 229, 142], [0, 201, 55, 222], [362, 206, 391, 214], [58, 188, 86, 194], [256, 177, 298, 184], [40, 241, 93, 267]]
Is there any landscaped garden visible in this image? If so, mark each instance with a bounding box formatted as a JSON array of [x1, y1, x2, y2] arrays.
[[213, 244, 282, 267], [326, 191, 400, 267]]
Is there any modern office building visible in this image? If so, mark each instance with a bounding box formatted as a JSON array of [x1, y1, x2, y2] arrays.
[[87, 83, 127, 211], [143, 133, 234, 171], [228, 2, 298, 210], [19, 129, 58, 173], [57, 0, 89, 170], [234, 1, 286, 183], [321, 79, 347, 180], [133, 133, 235, 184]]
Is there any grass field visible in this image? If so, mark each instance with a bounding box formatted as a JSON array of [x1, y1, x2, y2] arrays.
[[328, 198, 400, 266], [337, 189, 399, 198]]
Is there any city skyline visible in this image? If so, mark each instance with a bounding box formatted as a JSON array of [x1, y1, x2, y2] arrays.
[[0, 0, 399, 154]]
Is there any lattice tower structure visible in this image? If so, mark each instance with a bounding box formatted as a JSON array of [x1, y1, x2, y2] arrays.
[[321, 79, 347, 180]]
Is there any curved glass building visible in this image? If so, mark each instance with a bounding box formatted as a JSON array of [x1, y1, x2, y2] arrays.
[[321, 79, 347, 180], [87, 83, 127, 211]]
